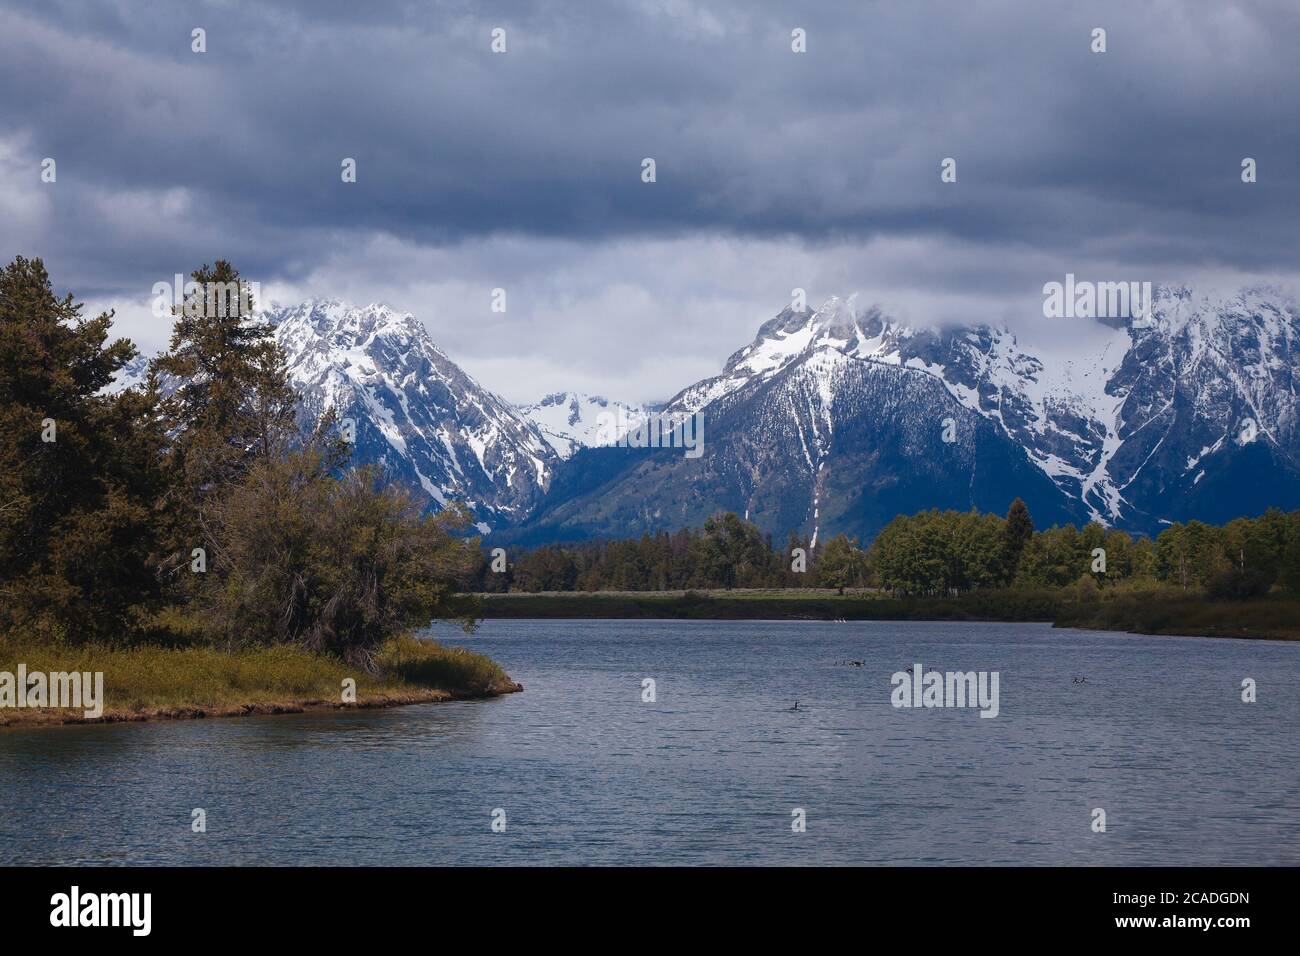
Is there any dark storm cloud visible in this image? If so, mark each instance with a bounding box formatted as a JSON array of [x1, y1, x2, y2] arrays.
[[4, 0, 1299, 282], [1, 0, 1298, 405]]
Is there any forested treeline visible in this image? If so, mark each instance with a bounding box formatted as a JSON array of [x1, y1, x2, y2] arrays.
[[0, 257, 477, 666], [477, 499, 1300, 599]]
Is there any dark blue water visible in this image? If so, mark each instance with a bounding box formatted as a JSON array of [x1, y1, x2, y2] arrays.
[[1, 621, 1296, 865]]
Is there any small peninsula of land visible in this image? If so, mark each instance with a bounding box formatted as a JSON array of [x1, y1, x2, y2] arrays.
[[0, 636, 521, 729]]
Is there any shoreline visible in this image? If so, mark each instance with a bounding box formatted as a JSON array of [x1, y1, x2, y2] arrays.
[[0, 678, 523, 730], [466, 590, 1300, 642]]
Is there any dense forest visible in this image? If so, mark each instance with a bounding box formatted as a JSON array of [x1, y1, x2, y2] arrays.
[[474, 501, 1300, 601], [0, 256, 477, 667]]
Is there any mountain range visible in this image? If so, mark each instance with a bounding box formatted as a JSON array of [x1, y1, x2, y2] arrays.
[[113, 289, 1300, 543]]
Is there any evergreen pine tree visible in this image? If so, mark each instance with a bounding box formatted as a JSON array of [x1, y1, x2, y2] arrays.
[[152, 261, 296, 569], [0, 256, 165, 640], [1003, 497, 1034, 578]]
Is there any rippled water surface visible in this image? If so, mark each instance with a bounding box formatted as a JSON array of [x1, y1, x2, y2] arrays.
[[1, 620, 1296, 865]]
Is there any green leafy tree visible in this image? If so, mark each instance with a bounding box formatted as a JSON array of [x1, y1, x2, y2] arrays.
[[950, 511, 1012, 590], [1016, 524, 1089, 587], [690, 512, 771, 589], [871, 511, 947, 595], [1101, 528, 1136, 582], [1080, 522, 1107, 583], [1278, 518, 1300, 595], [1155, 521, 1224, 588], [197, 443, 478, 669], [815, 533, 867, 593]]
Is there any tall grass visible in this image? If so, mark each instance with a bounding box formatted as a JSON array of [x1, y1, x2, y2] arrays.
[[0, 634, 513, 718], [376, 635, 509, 694]]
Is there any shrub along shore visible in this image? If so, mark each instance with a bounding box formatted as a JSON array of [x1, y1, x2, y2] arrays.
[[0, 635, 520, 728]]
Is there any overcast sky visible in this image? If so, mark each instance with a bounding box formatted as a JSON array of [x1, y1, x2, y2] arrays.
[[2, 0, 1297, 403]]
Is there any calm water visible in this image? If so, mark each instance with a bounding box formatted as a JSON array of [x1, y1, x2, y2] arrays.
[[1, 620, 1296, 866]]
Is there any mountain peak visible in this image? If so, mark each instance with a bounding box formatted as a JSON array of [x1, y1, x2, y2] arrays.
[[810, 294, 863, 331], [259, 298, 556, 526], [519, 391, 657, 458]]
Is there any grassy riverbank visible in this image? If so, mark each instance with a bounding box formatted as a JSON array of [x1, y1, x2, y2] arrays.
[[0, 635, 521, 728], [1052, 590, 1300, 640], [470, 588, 1300, 640]]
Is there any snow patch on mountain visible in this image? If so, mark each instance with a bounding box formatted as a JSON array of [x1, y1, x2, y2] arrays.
[[518, 391, 657, 458], [104, 354, 151, 394]]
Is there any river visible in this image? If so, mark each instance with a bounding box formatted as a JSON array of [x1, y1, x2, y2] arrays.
[[1, 620, 1296, 865]]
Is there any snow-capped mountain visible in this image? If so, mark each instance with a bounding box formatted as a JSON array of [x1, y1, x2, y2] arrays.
[[511, 288, 1300, 543], [519, 392, 657, 458], [744, 288, 1300, 531], [1095, 287, 1300, 527], [265, 299, 556, 529]]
